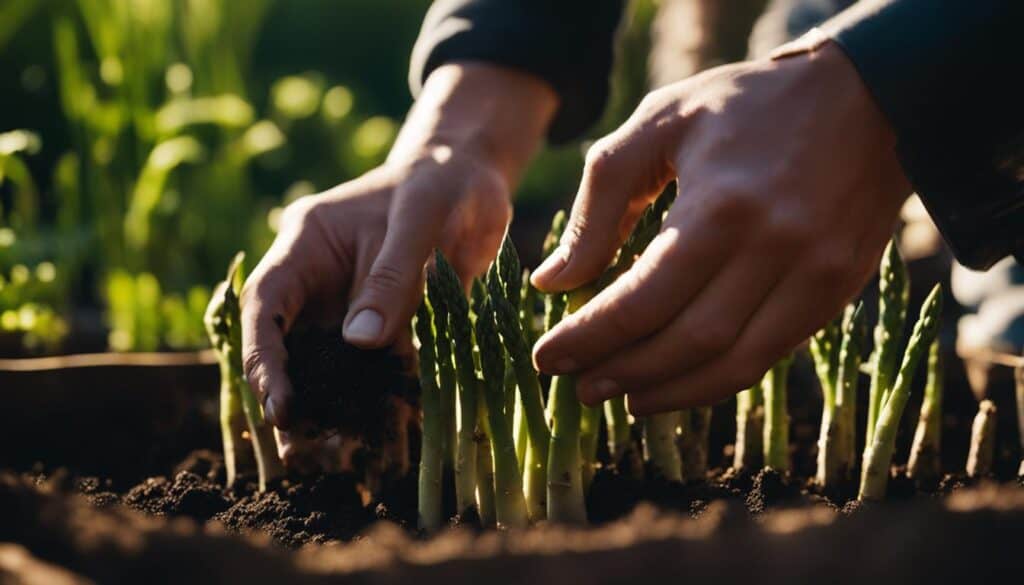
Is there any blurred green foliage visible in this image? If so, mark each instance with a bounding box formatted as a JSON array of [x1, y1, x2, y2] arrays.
[[0, 0, 653, 354]]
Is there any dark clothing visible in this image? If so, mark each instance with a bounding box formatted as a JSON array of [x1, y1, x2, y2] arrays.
[[410, 0, 1024, 269]]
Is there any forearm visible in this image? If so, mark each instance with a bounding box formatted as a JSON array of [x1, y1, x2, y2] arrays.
[[389, 62, 558, 191], [814, 0, 1024, 268]]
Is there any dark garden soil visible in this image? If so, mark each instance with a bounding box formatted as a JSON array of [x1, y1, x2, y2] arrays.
[[2, 343, 1023, 583]]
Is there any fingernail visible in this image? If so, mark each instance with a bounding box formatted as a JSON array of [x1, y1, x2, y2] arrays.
[[591, 378, 620, 401], [263, 397, 279, 427], [344, 309, 384, 344], [533, 245, 570, 285]]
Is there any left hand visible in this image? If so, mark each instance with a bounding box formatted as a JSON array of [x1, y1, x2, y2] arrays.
[[530, 41, 912, 415]]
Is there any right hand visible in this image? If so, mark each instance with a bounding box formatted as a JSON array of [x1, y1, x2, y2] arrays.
[[239, 63, 556, 467]]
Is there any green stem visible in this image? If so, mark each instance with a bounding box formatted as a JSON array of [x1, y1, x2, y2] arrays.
[[866, 240, 908, 448], [474, 295, 528, 528], [966, 399, 997, 478], [733, 383, 763, 472], [907, 338, 943, 483], [763, 355, 792, 472], [860, 284, 941, 501], [218, 360, 253, 488], [475, 407, 496, 528], [817, 303, 865, 488], [414, 302, 443, 532], [604, 396, 634, 465], [238, 378, 283, 492], [643, 412, 682, 482], [546, 374, 586, 524]]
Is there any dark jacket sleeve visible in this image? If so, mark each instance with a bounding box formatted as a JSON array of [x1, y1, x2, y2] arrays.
[[824, 0, 1024, 269], [408, 0, 626, 145]]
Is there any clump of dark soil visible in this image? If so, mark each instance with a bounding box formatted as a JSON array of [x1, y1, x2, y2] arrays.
[[123, 471, 231, 520], [285, 326, 412, 445]]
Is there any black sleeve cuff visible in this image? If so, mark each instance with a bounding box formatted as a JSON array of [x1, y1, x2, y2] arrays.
[[825, 0, 1024, 269], [409, 0, 625, 145]]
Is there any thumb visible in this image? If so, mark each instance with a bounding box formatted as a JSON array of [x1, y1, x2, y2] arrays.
[[531, 121, 676, 292], [343, 184, 450, 348]]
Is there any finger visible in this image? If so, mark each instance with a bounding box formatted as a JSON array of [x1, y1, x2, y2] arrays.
[[241, 258, 306, 430], [533, 195, 744, 375], [531, 116, 678, 293], [575, 235, 792, 404], [342, 185, 447, 348], [625, 247, 866, 416]]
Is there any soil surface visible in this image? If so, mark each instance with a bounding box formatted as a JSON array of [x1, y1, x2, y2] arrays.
[[3, 342, 1023, 583]]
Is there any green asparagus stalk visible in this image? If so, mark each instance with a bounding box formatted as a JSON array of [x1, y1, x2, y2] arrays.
[[965, 399, 997, 478], [474, 292, 529, 528], [866, 240, 909, 448], [907, 338, 943, 483], [1016, 366, 1024, 478], [542, 210, 568, 258], [520, 269, 540, 345], [859, 284, 942, 501], [487, 238, 551, 521], [763, 354, 793, 472], [809, 316, 841, 403], [426, 272, 458, 473], [816, 302, 866, 488], [431, 252, 479, 518], [414, 300, 443, 532], [546, 373, 587, 523], [679, 407, 712, 483], [733, 383, 764, 473], [475, 399, 497, 528], [604, 396, 634, 467], [643, 412, 683, 482], [206, 253, 283, 492]]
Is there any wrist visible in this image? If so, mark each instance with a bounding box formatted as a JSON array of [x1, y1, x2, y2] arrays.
[[388, 62, 558, 191]]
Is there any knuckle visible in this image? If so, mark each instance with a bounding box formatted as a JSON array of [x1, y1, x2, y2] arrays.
[[584, 140, 619, 178], [705, 185, 762, 226], [242, 349, 268, 395], [364, 263, 408, 295], [279, 196, 318, 228]]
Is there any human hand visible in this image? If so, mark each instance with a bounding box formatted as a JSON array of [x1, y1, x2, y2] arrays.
[[240, 63, 556, 465], [531, 41, 912, 415]]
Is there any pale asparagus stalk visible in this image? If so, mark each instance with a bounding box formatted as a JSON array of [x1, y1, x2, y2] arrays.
[[966, 399, 997, 478], [733, 383, 764, 472], [763, 355, 793, 472], [414, 300, 443, 532], [907, 338, 943, 483], [644, 412, 683, 482], [859, 284, 942, 501], [816, 303, 865, 488]]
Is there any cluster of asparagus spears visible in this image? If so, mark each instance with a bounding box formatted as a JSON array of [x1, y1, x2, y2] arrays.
[[205, 252, 284, 492], [416, 189, 727, 531], [803, 241, 944, 500]]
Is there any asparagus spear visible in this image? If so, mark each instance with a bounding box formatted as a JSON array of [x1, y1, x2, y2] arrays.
[[426, 271, 458, 474], [474, 291, 529, 528], [763, 354, 793, 472], [866, 240, 909, 447], [547, 373, 587, 523], [205, 280, 254, 488], [907, 338, 943, 483], [733, 383, 764, 473], [431, 251, 479, 518], [414, 300, 443, 532], [966, 399, 997, 478], [487, 238, 551, 521], [816, 302, 866, 488], [679, 407, 712, 483], [809, 316, 841, 403], [643, 412, 683, 482], [207, 253, 284, 492], [475, 397, 497, 529], [859, 284, 942, 501]]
